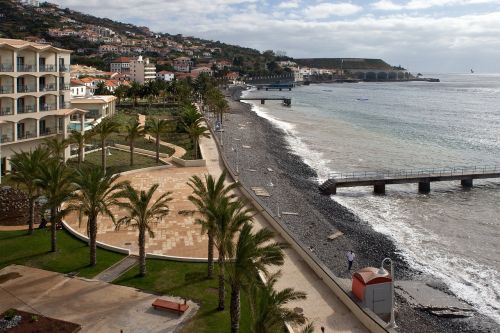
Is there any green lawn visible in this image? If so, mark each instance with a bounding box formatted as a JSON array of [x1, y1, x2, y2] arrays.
[[70, 148, 160, 174], [0, 229, 125, 278], [115, 259, 253, 333]]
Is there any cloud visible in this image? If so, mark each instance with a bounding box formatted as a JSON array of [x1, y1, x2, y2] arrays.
[[277, 0, 301, 9], [372, 0, 499, 11], [303, 2, 363, 18]]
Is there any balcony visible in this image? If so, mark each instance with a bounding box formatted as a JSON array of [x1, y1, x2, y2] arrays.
[[0, 64, 13, 72], [40, 104, 56, 111], [40, 128, 60, 137], [0, 135, 13, 143], [17, 64, 36, 72], [59, 65, 69, 72], [17, 85, 37, 93], [60, 84, 70, 91], [17, 132, 37, 140], [17, 105, 36, 114], [40, 84, 57, 92], [0, 86, 14, 94], [0, 107, 13, 116], [39, 65, 56, 72]]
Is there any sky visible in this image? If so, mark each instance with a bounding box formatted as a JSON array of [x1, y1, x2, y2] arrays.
[[51, 0, 500, 73]]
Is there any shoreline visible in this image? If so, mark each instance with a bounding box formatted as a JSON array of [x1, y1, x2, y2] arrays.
[[216, 86, 498, 333]]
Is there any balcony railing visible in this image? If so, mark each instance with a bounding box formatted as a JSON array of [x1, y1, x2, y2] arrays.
[[39, 64, 56, 72], [40, 104, 56, 111], [40, 84, 57, 92], [0, 107, 13, 116], [40, 128, 60, 136], [0, 64, 13, 72], [60, 84, 70, 90], [0, 86, 13, 94], [17, 64, 36, 72], [59, 65, 69, 72], [17, 85, 37, 93], [17, 105, 36, 114], [0, 135, 13, 143], [17, 132, 37, 140]]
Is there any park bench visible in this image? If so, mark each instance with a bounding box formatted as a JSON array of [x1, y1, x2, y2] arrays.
[[152, 298, 188, 315]]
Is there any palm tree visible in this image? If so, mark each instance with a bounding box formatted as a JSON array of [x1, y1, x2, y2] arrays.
[[250, 271, 307, 333], [187, 172, 238, 279], [35, 159, 74, 252], [66, 165, 127, 266], [214, 97, 229, 128], [145, 118, 170, 163], [91, 118, 120, 173], [115, 183, 171, 276], [184, 118, 210, 159], [128, 81, 142, 107], [9, 147, 50, 234], [94, 81, 112, 95], [123, 118, 144, 166], [68, 130, 94, 168], [43, 136, 69, 161], [114, 84, 129, 105], [227, 223, 286, 333], [209, 197, 253, 311]]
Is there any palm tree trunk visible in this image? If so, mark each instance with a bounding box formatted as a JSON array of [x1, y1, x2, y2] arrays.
[[207, 232, 214, 279], [194, 138, 199, 159], [101, 139, 106, 173], [130, 141, 134, 166], [28, 197, 35, 234], [155, 134, 160, 163], [78, 141, 84, 167], [218, 255, 225, 311], [50, 207, 57, 252], [230, 285, 241, 333], [89, 216, 97, 266], [139, 226, 146, 276]]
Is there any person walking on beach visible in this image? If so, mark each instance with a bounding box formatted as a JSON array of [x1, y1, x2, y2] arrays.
[[347, 250, 355, 271]]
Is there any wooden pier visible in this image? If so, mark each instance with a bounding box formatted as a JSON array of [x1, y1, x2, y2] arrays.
[[237, 97, 292, 106], [319, 165, 500, 195], [255, 83, 295, 91]]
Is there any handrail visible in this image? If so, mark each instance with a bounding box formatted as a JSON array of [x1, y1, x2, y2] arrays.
[[330, 165, 500, 181]]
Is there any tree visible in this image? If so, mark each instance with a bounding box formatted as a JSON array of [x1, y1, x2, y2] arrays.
[[35, 159, 74, 252], [187, 172, 238, 279], [91, 118, 120, 173], [68, 130, 94, 168], [94, 81, 112, 95], [128, 81, 142, 107], [145, 118, 170, 163], [66, 165, 127, 266], [115, 183, 171, 276], [114, 84, 130, 105], [9, 147, 50, 234], [123, 118, 145, 166], [250, 271, 307, 333], [43, 136, 69, 161], [227, 223, 285, 333], [209, 197, 253, 311], [184, 117, 210, 159], [214, 97, 229, 128]]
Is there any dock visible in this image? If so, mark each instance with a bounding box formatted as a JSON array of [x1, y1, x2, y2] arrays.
[[237, 97, 292, 106], [255, 83, 295, 91], [319, 165, 500, 195]]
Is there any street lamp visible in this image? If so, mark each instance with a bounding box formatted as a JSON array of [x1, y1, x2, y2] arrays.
[[378, 258, 397, 329], [267, 176, 281, 218]]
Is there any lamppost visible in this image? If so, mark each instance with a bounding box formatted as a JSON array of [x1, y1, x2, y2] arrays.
[[267, 176, 281, 218], [377, 258, 397, 329]]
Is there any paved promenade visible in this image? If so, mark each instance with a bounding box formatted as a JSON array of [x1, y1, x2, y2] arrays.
[[198, 128, 369, 333]]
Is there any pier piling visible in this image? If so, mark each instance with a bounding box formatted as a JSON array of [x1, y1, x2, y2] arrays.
[[374, 183, 386, 194], [418, 180, 431, 193], [461, 178, 473, 188]]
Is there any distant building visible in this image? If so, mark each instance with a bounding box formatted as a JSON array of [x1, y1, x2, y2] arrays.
[[129, 56, 156, 83], [98, 44, 119, 54], [70, 95, 117, 123], [173, 57, 192, 72], [156, 71, 175, 82], [70, 79, 88, 97], [191, 66, 213, 77], [110, 57, 131, 73]]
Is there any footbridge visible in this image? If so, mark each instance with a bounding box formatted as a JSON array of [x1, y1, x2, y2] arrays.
[[319, 165, 500, 195], [237, 97, 291, 106]]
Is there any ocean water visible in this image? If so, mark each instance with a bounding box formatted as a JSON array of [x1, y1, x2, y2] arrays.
[[241, 74, 500, 324]]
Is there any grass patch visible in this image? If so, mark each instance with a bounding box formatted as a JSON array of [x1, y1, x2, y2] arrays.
[[114, 259, 253, 333], [69, 148, 160, 174], [0, 229, 124, 278]]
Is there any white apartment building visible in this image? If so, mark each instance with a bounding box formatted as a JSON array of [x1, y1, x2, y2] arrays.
[[129, 56, 156, 84], [156, 71, 174, 82], [70, 79, 87, 97], [173, 56, 192, 72], [0, 38, 86, 174]]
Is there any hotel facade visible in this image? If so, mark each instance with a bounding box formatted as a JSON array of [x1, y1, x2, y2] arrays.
[[0, 38, 104, 175]]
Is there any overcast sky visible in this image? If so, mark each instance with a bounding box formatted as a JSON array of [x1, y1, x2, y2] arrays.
[[52, 0, 500, 73]]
